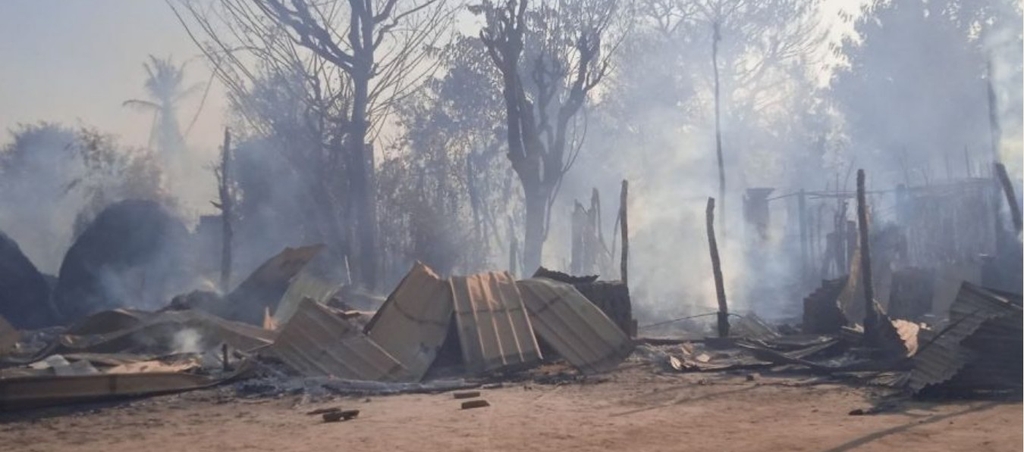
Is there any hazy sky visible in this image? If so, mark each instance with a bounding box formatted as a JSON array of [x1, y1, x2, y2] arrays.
[[0, 1, 228, 152], [0, 0, 864, 155]]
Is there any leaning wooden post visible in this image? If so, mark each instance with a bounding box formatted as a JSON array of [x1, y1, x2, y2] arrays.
[[619, 180, 629, 286], [994, 162, 1023, 234], [856, 169, 876, 336], [706, 197, 729, 338]]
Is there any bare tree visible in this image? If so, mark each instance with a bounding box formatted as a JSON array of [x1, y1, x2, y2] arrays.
[[477, 0, 626, 273], [169, 0, 456, 290]]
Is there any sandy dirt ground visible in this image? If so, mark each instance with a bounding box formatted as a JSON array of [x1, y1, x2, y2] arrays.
[[1, 367, 1020, 452]]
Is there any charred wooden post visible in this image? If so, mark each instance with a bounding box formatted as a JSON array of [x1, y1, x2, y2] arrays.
[[994, 162, 1023, 234], [221, 343, 231, 372], [619, 180, 629, 286], [799, 189, 808, 284], [214, 128, 234, 293], [706, 197, 729, 338], [856, 169, 877, 336]]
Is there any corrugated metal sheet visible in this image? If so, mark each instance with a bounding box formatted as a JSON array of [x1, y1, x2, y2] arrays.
[[365, 262, 453, 381], [271, 298, 411, 381], [222, 245, 324, 325], [50, 309, 274, 355], [273, 251, 349, 325], [450, 272, 541, 374], [909, 282, 1022, 392], [517, 278, 633, 374]]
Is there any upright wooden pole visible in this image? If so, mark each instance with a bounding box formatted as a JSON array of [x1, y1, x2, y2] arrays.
[[856, 169, 876, 335], [798, 189, 808, 284], [619, 180, 629, 286], [706, 197, 729, 338], [994, 162, 1023, 234], [218, 128, 233, 293]]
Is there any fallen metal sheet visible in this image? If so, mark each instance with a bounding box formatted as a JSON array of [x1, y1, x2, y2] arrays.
[[730, 314, 780, 341], [65, 309, 149, 336], [669, 346, 772, 372], [909, 282, 1022, 393], [105, 358, 201, 375], [517, 278, 632, 374], [365, 262, 454, 381], [223, 245, 325, 325], [59, 353, 157, 367], [0, 315, 17, 356], [51, 309, 275, 356], [272, 250, 348, 325], [270, 298, 411, 381], [0, 361, 251, 411], [451, 272, 542, 375], [734, 338, 879, 373]]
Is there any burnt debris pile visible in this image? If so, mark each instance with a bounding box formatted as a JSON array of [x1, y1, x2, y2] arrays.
[[0, 236, 638, 410]]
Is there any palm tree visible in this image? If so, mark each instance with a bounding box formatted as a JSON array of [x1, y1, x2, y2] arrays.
[[123, 55, 202, 156]]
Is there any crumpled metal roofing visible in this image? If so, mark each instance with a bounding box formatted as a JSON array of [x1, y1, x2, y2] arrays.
[[222, 245, 324, 325], [365, 262, 454, 381], [909, 282, 1022, 393], [271, 298, 411, 381], [44, 309, 275, 356], [517, 278, 633, 374], [450, 272, 541, 374], [273, 251, 349, 325]]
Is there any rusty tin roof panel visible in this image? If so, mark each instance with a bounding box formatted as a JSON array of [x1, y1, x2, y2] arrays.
[[271, 299, 410, 381], [909, 282, 1022, 392], [517, 278, 634, 374], [365, 262, 454, 381], [450, 272, 541, 374]]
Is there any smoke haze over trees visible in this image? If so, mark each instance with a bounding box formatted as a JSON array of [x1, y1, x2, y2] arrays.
[[0, 0, 1019, 320]]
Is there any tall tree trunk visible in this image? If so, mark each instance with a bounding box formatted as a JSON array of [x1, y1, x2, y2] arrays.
[[349, 66, 378, 291], [218, 128, 233, 293], [523, 189, 546, 274]]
